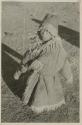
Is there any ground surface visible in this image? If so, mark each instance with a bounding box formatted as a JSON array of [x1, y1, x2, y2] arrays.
[[1, 2, 79, 122]]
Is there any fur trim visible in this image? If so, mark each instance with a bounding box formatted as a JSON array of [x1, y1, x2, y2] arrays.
[[30, 99, 65, 114]]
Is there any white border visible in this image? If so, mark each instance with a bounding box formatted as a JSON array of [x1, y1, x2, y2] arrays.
[[1, 0, 80, 2], [0, 0, 81, 124]]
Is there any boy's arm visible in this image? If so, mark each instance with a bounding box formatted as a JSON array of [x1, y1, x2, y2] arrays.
[[21, 46, 43, 65], [14, 48, 42, 80]]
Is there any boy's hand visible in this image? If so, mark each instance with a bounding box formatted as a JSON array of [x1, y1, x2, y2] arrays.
[[14, 70, 21, 80], [20, 65, 28, 73], [14, 65, 29, 80]]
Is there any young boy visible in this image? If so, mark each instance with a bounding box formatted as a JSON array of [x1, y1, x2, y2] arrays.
[[14, 23, 73, 113]]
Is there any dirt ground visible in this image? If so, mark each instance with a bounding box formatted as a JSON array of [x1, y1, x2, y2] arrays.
[[1, 2, 79, 122]]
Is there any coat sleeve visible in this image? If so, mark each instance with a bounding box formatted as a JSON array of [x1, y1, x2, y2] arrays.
[[21, 45, 43, 65]]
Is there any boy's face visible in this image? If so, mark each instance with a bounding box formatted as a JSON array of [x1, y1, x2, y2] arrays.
[[41, 29, 52, 42]]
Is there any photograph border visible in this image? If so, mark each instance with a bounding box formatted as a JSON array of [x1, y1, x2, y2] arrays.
[[0, 0, 81, 124]]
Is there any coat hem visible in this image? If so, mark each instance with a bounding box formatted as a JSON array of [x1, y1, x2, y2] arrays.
[[30, 99, 65, 113]]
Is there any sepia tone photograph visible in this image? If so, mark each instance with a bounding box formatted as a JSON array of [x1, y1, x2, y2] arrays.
[[1, 1, 79, 123]]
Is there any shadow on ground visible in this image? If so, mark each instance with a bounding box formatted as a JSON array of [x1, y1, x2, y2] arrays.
[[58, 25, 79, 47], [2, 44, 33, 99]]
